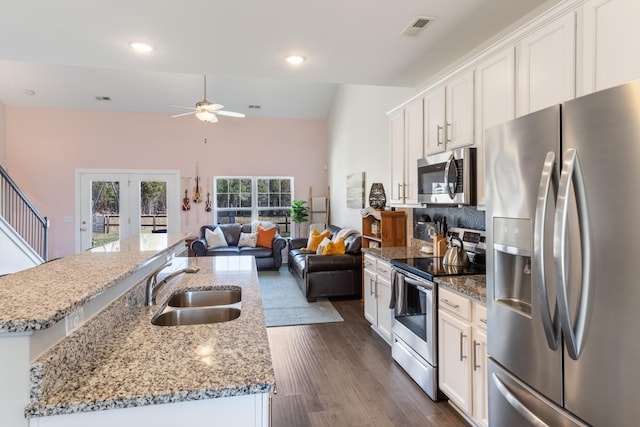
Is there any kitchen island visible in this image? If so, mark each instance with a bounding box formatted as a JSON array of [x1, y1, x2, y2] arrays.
[[0, 234, 275, 427]]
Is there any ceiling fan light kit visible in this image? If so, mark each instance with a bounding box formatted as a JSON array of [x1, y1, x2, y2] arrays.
[[171, 75, 245, 124], [195, 110, 217, 123]]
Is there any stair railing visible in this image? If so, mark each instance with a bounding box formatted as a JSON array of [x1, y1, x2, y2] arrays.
[[0, 165, 49, 261]]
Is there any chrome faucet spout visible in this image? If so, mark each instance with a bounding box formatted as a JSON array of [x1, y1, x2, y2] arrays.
[[146, 265, 200, 306], [146, 262, 172, 306]]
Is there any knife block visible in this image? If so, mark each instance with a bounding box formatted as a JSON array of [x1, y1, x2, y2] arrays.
[[433, 235, 448, 257]]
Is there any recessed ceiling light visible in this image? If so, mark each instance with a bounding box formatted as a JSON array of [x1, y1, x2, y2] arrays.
[[129, 41, 154, 53], [286, 55, 305, 65]]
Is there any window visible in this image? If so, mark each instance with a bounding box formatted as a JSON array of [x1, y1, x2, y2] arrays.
[[215, 177, 293, 237]]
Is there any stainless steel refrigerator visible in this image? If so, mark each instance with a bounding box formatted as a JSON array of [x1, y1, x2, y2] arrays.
[[485, 80, 640, 427]]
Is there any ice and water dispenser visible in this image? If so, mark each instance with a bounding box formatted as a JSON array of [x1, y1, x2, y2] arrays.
[[493, 217, 533, 316]]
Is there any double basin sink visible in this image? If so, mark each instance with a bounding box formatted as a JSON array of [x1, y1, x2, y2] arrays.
[[151, 287, 242, 327]]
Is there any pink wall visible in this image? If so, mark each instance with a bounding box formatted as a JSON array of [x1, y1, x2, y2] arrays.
[[5, 107, 328, 258]]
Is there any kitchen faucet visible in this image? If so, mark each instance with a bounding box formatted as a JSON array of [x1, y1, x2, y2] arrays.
[[145, 262, 200, 306]]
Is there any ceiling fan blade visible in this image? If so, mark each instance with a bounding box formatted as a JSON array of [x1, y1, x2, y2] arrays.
[[215, 110, 245, 118], [203, 103, 224, 112], [170, 104, 197, 111], [171, 111, 198, 118]]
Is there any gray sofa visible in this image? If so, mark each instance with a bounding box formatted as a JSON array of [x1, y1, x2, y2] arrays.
[[288, 225, 362, 302], [190, 223, 287, 270]]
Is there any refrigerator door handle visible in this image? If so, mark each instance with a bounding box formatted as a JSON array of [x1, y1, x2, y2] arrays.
[[534, 151, 560, 350], [444, 153, 456, 200], [492, 372, 550, 427], [554, 148, 595, 360]]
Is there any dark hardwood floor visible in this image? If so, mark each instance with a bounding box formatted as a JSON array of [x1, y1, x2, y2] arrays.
[[267, 298, 468, 427]]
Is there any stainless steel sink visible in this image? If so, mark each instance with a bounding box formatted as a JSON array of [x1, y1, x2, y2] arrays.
[[151, 307, 241, 326], [167, 288, 241, 308]]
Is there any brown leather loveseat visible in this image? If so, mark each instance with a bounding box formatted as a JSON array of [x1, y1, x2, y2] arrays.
[[288, 225, 362, 302]]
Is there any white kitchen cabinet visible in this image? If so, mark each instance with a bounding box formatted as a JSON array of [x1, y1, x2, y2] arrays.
[[474, 47, 516, 209], [516, 12, 576, 116], [390, 98, 423, 206], [424, 86, 446, 155], [363, 254, 393, 344], [389, 110, 406, 205], [363, 267, 378, 326], [424, 70, 475, 155], [438, 286, 488, 426], [439, 309, 473, 413], [472, 328, 488, 427], [581, 0, 640, 96], [375, 264, 393, 341]]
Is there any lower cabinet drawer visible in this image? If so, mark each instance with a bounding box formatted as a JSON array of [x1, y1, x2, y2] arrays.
[[474, 303, 488, 330], [439, 287, 472, 321]]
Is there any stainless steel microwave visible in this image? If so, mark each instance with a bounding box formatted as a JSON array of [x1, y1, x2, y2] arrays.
[[417, 147, 476, 205]]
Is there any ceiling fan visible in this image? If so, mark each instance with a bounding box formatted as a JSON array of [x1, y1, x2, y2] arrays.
[[171, 75, 245, 123]]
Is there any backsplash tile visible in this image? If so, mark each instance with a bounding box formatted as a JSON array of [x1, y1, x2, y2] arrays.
[[413, 207, 485, 241]]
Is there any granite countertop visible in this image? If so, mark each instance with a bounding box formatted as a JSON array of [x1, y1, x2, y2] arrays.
[[435, 275, 487, 303], [363, 246, 486, 303], [362, 246, 434, 262], [26, 256, 275, 418], [0, 233, 187, 333]]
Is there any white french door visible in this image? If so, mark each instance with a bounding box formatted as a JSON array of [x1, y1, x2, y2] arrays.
[[76, 169, 180, 252]]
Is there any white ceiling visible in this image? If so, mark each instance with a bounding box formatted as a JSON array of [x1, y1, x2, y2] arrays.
[[0, 0, 557, 120]]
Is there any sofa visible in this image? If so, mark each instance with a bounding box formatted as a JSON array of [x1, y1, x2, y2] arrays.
[[190, 223, 287, 271], [288, 225, 362, 302]]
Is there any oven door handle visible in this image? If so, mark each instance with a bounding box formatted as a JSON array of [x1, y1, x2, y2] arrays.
[[402, 274, 433, 291]]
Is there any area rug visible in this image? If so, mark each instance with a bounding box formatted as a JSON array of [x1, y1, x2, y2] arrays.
[[258, 268, 343, 327]]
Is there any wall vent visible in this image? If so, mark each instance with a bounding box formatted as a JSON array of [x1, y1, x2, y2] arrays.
[[401, 16, 435, 37], [95, 96, 111, 101]]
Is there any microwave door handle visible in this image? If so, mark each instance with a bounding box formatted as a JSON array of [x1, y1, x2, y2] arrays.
[[443, 153, 456, 200], [554, 148, 594, 360], [534, 151, 560, 350]]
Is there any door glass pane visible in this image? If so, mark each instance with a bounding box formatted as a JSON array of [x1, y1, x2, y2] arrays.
[[139, 181, 167, 234], [91, 181, 120, 247]]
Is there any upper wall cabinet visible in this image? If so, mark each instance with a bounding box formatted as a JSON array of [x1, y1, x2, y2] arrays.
[[474, 47, 516, 208], [581, 0, 640, 96], [425, 70, 475, 155], [516, 12, 576, 116], [389, 98, 424, 206]]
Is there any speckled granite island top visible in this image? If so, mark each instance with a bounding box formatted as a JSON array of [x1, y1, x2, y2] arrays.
[[435, 275, 486, 303], [26, 256, 275, 418], [0, 233, 187, 333]]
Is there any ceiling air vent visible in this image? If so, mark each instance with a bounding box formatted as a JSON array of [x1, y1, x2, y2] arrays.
[[248, 105, 261, 109], [401, 16, 435, 37], [95, 96, 111, 101]]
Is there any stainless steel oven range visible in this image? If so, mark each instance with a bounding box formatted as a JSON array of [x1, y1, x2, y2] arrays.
[[390, 266, 439, 400], [390, 227, 486, 401]]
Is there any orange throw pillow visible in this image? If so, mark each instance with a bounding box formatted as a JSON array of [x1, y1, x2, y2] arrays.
[[256, 225, 277, 248], [322, 237, 346, 255], [303, 229, 332, 252]]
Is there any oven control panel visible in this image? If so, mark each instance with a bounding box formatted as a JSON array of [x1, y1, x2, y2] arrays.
[[446, 227, 486, 254]]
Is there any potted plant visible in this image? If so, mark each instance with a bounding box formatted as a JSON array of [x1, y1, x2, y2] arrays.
[[291, 200, 309, 238]]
